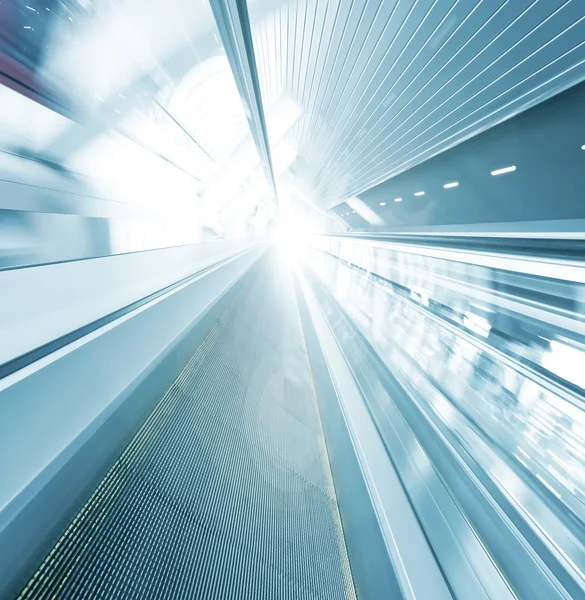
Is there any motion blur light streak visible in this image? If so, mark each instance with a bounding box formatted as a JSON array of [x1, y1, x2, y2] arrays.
[[543, 340, 585, 391], [2, 2, 585, 600], [346, 196, 385, 226], [463, 311, 492, 338]]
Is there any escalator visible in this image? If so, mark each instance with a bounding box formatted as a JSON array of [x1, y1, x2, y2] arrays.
[[12, 252, 356, 600], [7, 234, 585, 600]]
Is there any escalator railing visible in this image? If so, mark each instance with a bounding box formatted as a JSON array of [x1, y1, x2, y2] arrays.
[[305, 232, 585, 599]]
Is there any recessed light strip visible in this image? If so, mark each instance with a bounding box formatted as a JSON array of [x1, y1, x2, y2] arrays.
[[491, 165, 516, 176]]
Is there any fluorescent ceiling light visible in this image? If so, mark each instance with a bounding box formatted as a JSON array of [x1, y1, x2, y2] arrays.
[[491, 165, 516, 176], [394, 197, 402, 202], [443, 181, 458, 188], [380, 202, 386, 206], [414, 191, 425, 196]]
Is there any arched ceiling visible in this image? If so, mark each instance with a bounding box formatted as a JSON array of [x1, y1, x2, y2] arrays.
[[249, 0, 585, 210], [9, 0, 585, 233]]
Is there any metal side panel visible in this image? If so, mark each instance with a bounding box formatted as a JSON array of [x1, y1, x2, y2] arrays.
[[303, 264, 578, 600], [208, 0, 277, 197], [295, 273, 402, 600], [0, 238, 260, 366], [296, 268, 453, 600], [11, 250, 356, 600]]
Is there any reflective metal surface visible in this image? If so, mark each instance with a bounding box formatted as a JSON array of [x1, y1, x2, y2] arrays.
[[250, 0, 585, 209], [306, 232, 585, 598]]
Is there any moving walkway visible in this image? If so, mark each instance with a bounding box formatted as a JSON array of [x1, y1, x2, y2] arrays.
[[3, 230, 585, 599]]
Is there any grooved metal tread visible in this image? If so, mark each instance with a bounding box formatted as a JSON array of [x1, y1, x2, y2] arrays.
[[16, 254, 356, 600]]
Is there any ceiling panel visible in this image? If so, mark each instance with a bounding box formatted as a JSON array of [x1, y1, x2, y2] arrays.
[[250, 0, 585, 210]]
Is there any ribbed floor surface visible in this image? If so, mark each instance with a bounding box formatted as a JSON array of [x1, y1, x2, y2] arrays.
[[17, 254, 356, 599]]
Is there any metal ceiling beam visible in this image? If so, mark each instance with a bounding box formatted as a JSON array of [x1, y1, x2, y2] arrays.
[[209, 0, 278, 203]]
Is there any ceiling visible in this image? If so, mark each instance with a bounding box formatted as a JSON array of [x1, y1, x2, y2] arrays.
[[334, 79, 585, 230], [249, 0, 585, 210], [3, 0, 585, 232]]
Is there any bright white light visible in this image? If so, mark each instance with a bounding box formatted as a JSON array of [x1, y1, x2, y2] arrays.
[[275, 217, 320, 263], [380, 202, 386, 206], [414, 191, 425, 196], [471, 302, 494, 313], [491, 165, 516, 176], [543, 340, 585, 389], [444, 181, 459, 188], [394, 197, 402, 202], [581, 145, 585, 150], [536, 474, 562, 499], [271, 140, 298, 179], [463, 311, 491, 338]]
